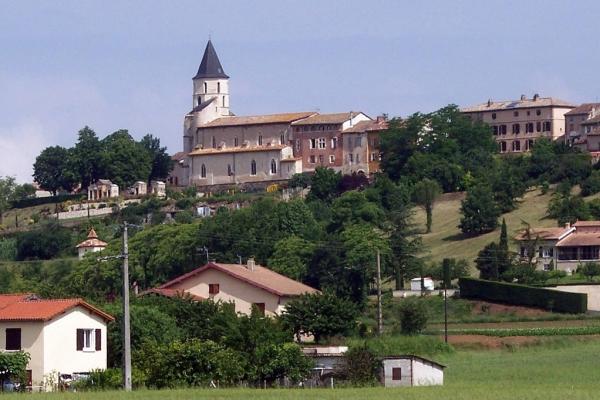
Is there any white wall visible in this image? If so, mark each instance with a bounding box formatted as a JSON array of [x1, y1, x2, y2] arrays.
[[0, 321, 44, 385], [412, 359, 444, 386], [42, 308, 108, 387], [382, 358, 412, 387]]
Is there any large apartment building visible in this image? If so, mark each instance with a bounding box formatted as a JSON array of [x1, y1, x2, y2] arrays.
[[461, 94, 576, 154]]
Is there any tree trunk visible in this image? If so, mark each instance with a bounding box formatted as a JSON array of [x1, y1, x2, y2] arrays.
[[426, 205, 433, 233], [395, 267, 403, 290]]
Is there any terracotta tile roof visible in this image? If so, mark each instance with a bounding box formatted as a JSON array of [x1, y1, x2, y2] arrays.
[[189, 144, 287, 156], [141, 288, 205, 301], [171, 151, 187, 161], [160, 262, 319, 297], [574, 221, 600, 227], [343, 119, 388, 133], [580, 115, 600, 125], [0, 294, 32, 309], [291, 112, 365, 125], [565, 103, 600, 116], [556, 233, 600, 247], [201, 112, 316, 128], [0, 296, 114, 322], [76, 228, 108, 249], [461, 97, 575, 113]]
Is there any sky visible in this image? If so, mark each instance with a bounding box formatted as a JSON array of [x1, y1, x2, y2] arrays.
[[1, 0, 599, 182]]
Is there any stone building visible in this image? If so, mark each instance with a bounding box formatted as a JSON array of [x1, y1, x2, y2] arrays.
[[340, 117, 387, 175], [564, 103, 600, 149], [461, 94, 575, 153], [75, 228, 108, 260], [87, 180, 119, 201]]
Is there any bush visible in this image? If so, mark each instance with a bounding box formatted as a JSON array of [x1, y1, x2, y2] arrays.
[[459, 277, 587, 314], [397, 297, 428, 335], [11, 193, 84, 209], [174, 210, 194, 224], [581, 171, 600, 196], [578, 262, 600, 282], [343, 344, 379, 386]]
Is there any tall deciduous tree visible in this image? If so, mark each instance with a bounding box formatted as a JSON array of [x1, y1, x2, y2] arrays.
[[73, 126, 104, 189], [140, 134, 173, 183], [0, 176, 18, 225], [32, 146, 77, 194], [459, 181, 500, 235], [307, 166, 341, 203], [412, 178, 441, 233], [101, 130, 152, 188]]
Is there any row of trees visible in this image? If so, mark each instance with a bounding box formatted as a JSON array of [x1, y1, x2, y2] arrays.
[[33, 127, 172, 194], [0, 176, 36, 224]]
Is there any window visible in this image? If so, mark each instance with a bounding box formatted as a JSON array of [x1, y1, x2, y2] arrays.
[[295, 139, 301, 152], [198, 97, 202, 106], [356, 154, 360, 163], [222, 96, 225, 107], [512, 124, 520, 134], [370, 152, 379, 161], [280, 134, 285, 145], [492, 113, 497, 120], [348, 154, 354, 163], [209, 283, 220, 295], [355, 137, 362, 147], [217, 82, 221, 93], [525, 123, 534, 133], [234, 137, 239, 147], [500, 125, 507, 135], [536, 121, 541, 132], [543, 121, 552, 132], [527, 139, 534, 150], [500, 141, 507, 152], [212, 136, 216, 149], [512, 141, 521, 151], [581, 246, 600, 260], [558, 247, 578, 261], [318, 138, 326, 149], [309, 155, 316, 163], [527, 110, 531, 116], [258, 135, 263, 146], [331, 138, 338, 149], [270, 159, 277, 174], [76, 328, 101, 352], [392, 367, 402, 381], [5, 328, 21, 350], [200, 164, 206, 178], [543, 263, 552, 271], [329, 155, 335, 163], [203, 82, 207, 93], [318, 155, 324, 164], [227, 164, 233, 176], [492, 126, 498, 135], [253, 303, 266, 316], [309, 138, 316, 149], [514, 111, 519, 117], [250, 160, 257, 176], [536, 109, 541, 116]]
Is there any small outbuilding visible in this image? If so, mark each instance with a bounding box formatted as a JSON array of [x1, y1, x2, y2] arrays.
[[150, 180, 166, 198], [76, 228, 108, 260], [381, 355, 445, 387], [129, 181, 147, 196], [87, 180, 119, 201], [410, 277, 434, 292]]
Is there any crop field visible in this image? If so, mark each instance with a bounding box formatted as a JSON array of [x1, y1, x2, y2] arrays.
[[8, 339, 600, 400]]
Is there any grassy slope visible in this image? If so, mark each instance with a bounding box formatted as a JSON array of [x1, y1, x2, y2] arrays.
[[9, 340, 600, 399], [412, 188, 558, 269]]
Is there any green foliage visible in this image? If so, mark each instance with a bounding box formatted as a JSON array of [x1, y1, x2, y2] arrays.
[[15, 221, 73, 260], [174, 210, 194, 224], [33, 146, 78, 194], [459, 277, 588, 314], [100, 130, 152, 188], [580, 170, 600, 196], [444, 326, 600, 337], [0, 237, 17, 261], [288, 172, 312, 188], [280, 293, 358, 342], [547, 192, 590, 225], [578, 262, 600, 281], [0, 351, 30, 385], [268, 236, 315, 281], [459, 181, 500, 235], [426, 258, 469, 282], [412, 178, 441, 233], [343, 344, 379, 386], [72, 126, 104, 189], [10, 193, 84, 209], [397, 297, 428, 335], [307, 167, 341, 203], [140, 134, 174, 182], [252, 342, 313, 385]]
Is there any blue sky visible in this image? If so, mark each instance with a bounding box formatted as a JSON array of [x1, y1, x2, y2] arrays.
[[1, 0, 598, 182]]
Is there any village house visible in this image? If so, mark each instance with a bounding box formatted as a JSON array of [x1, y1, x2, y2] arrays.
[[515, 221, 600, 274], [564, 103, 600, 150], [168, 152, 188, 187], [146, 259, 318, 316], [381, 356, 445, 387], [461, 94, 576, 153], [0, 294, 113, 389], [87, 180, 119, 201], [75, 228, 107, 260], [340, 117, 387, 175]]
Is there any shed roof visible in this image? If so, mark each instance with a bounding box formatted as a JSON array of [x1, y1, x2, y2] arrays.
[[159, 262, 319, 297], [381, 355, 446, 368]]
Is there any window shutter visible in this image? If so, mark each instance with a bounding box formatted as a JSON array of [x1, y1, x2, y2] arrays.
[[76, 329, 84, 351], [95, 329, 101, 351]]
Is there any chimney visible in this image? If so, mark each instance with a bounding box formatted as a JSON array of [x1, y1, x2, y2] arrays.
[[247, 257, 255, 271], [349, 111, 354, 127], [533, 93, 540, 101], [487, 99, 492, 107], [565, 222, 571, 229], [520, 94, 527, 100]]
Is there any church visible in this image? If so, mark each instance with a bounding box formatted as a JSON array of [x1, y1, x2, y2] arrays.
[[170, 40, 386, 188]]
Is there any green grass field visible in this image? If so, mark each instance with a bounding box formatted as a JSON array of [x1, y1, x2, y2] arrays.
[[6, 339, 600, 399]]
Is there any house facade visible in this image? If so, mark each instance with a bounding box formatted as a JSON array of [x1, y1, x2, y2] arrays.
[[564, 103, 600, 150], [147, 259, 318, 316], [515, 221, 600, 273], [461, 94, 576, 153], [0, 294, 113, 389]]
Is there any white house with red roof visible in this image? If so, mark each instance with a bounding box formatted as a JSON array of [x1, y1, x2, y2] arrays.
[[76, 228, 108, 260], [146, 258, 318, 316], [0, 294, 113, 389]]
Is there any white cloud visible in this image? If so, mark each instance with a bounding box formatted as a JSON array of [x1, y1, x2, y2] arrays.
[[0, 120, 49, 183]]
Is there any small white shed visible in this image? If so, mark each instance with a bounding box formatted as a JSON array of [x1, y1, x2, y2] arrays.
[[410, 277, 434, 291], [381, 355, 445, 387]]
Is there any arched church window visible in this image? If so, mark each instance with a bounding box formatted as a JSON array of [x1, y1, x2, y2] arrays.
[[201, 164, 206, 178], [251, 160, 257, 176], [270, 159, 277, 175], [228, 164, 233, 176], [222, 96, 225, 107], [217, 82, 221, 93], [204, 82, 207, 93], [258, 135, 263, 146]]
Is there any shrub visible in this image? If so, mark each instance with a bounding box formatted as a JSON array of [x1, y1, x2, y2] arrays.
[[11, 193, 84, 209], [174, 210, 194, 224], [578, 262, 600, 282], [459, 277, 587, 314], [397, 297, 428, 335], [343, 344, 379, 386], [581, 171, 600, 196]]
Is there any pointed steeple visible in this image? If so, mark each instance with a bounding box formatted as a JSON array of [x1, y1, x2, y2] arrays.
[[194, 40, 229, 80]]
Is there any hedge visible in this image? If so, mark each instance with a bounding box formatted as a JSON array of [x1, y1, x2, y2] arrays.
[[459, 277, 587, 314], [11, 194, 85, 209]]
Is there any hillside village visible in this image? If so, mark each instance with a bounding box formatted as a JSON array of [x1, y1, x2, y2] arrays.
[[4, 38, 600, 396]]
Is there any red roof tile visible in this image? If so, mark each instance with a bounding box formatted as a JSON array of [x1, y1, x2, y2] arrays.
[[0, 295, 114, 322], [141, 288, 205, 301], [159, 262, 319, 298]]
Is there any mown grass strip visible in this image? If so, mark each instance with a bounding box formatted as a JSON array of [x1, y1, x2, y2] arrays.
[[428, 325, 600, 337]]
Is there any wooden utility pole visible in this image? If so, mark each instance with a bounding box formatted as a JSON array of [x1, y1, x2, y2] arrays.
[[376, 249, 383, 336], [442, 258, 450, 344], [122, 224, 132, 391]]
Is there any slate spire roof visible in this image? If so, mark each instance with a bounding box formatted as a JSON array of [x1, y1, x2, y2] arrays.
[[193, 40, 229, 80]]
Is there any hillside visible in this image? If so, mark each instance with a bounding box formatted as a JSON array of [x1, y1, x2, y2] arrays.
[[412, 188, 559, 269]]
